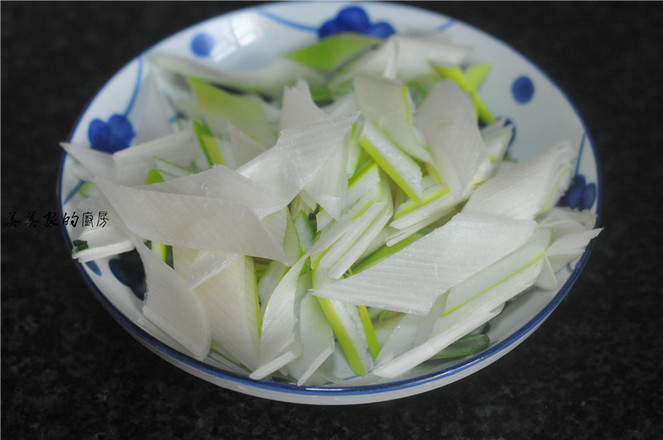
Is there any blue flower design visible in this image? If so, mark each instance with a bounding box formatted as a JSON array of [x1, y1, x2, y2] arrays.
[[511, 75, 534, 104], [88, 114, 136, 153], [109, 250, 146, 301], [319, 6, 395, 39], [558, 135, 597, 211], [191, 32, 215, 57], [87, 58, 142, 153], [85, 261, 102, 276], [559, 174, 596, 210]]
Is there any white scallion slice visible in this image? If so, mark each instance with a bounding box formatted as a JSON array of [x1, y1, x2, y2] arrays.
[[445, 228, 551, 314], [319, 201, 388, 279], [69, 195, 134, 262], [331, 34, 471, 88], [328, 201, 393, 280], [279, 208, 301, 265], [186, 251, 242, 290], [61, 142, 116, 182], [316, 161, 381, 231], [353, 73, 431, 163], [133, 235, 211, 361], [188, 77, 276, 148], [311, 171, 389, 270], [237, 113, 358, 209], [93, 178, 288, 262], [71, 226, 135, 263], [153, 156, 195, 179], [307, 212, 362, 261], [545, 228, 602, 272], [463, 140, 579, 220], [415, 80, 487, 200], [385, 213, 448, 247], [373, 305, 501, 379], [374, 295, 447, 367], [351, 232, 422, 275], [303, 134, 348, 221], [293, 210, 316, 255], [224, 123, 268, 169], [323, 179, 394, 279], [251, 257, 308, 380], [359, 120, 424, 202], [171, 245, 198, 278], [134, 71, 175, 144], [313, 213, 537, 315], [287, 292, 336, 386], [474, 120, 513, 183], [113, 130, 199, 186], [535, 257, 558, 291], [153, 53, 326, 98], [430, 62, 495, 124], [537, 206, 598, 241], [256, 260, 289, 309], [374, 258, 545, 379], [279, 79, 327, 130], [142, 164, 285, 218], [324, 91, 360, 118], [261, 207, 290, 260], [389, 186, 459, 231], [313, 202, 385, 270], [194, 256, 260, 370], [313, 269, 373, 377]]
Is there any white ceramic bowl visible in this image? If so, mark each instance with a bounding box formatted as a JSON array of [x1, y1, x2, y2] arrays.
[[58, 2, 601, 405]]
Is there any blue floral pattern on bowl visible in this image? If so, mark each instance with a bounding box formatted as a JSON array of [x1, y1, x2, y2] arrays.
[[191, 32, 216, 57], [85, 261, 102, 276], [559, 135, 597, 210], [88, 58, 142, 153], [318, 6, 395, 39], [109, 250, 146, 301], [88, 114, 136, 153], [191, 6, 395, 60], [560, 174, 596, 210], [511, 75, 535, 104]]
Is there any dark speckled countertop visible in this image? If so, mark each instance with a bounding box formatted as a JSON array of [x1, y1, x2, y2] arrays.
[[2, 2, 662, 439]]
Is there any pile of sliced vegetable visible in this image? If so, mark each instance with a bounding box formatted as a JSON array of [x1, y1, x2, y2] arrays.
[[62, 30, 601, 386]]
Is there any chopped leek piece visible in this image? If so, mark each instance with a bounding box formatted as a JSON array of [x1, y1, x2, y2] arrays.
[[145, 169, 165, 184], [188, 77, 276, 147], [286, 32, 380, 71], [359, 120, 424, 202], [193, 120, 224, 166], [353, 73, 431, 163], [72, 239, 88, 253], [431, 63, 495, 124], [429, 333, 490, 360], [416, 80, 487, 200]]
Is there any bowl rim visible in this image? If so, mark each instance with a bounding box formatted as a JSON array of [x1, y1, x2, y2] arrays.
[[56, 0, 603, 404]]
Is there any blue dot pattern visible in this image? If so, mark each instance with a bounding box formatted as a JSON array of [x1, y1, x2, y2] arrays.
[[88, 114, 135, 153], [85, 261, 102, 276], [559, 174, 596, 210], [109, 250, 146, 301], [512, 76, 534, 104], [319, 6, 395, 39], [191, 32, 216, 57]]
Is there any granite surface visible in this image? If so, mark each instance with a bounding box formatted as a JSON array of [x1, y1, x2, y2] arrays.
[[2, 2, 662, 439]]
